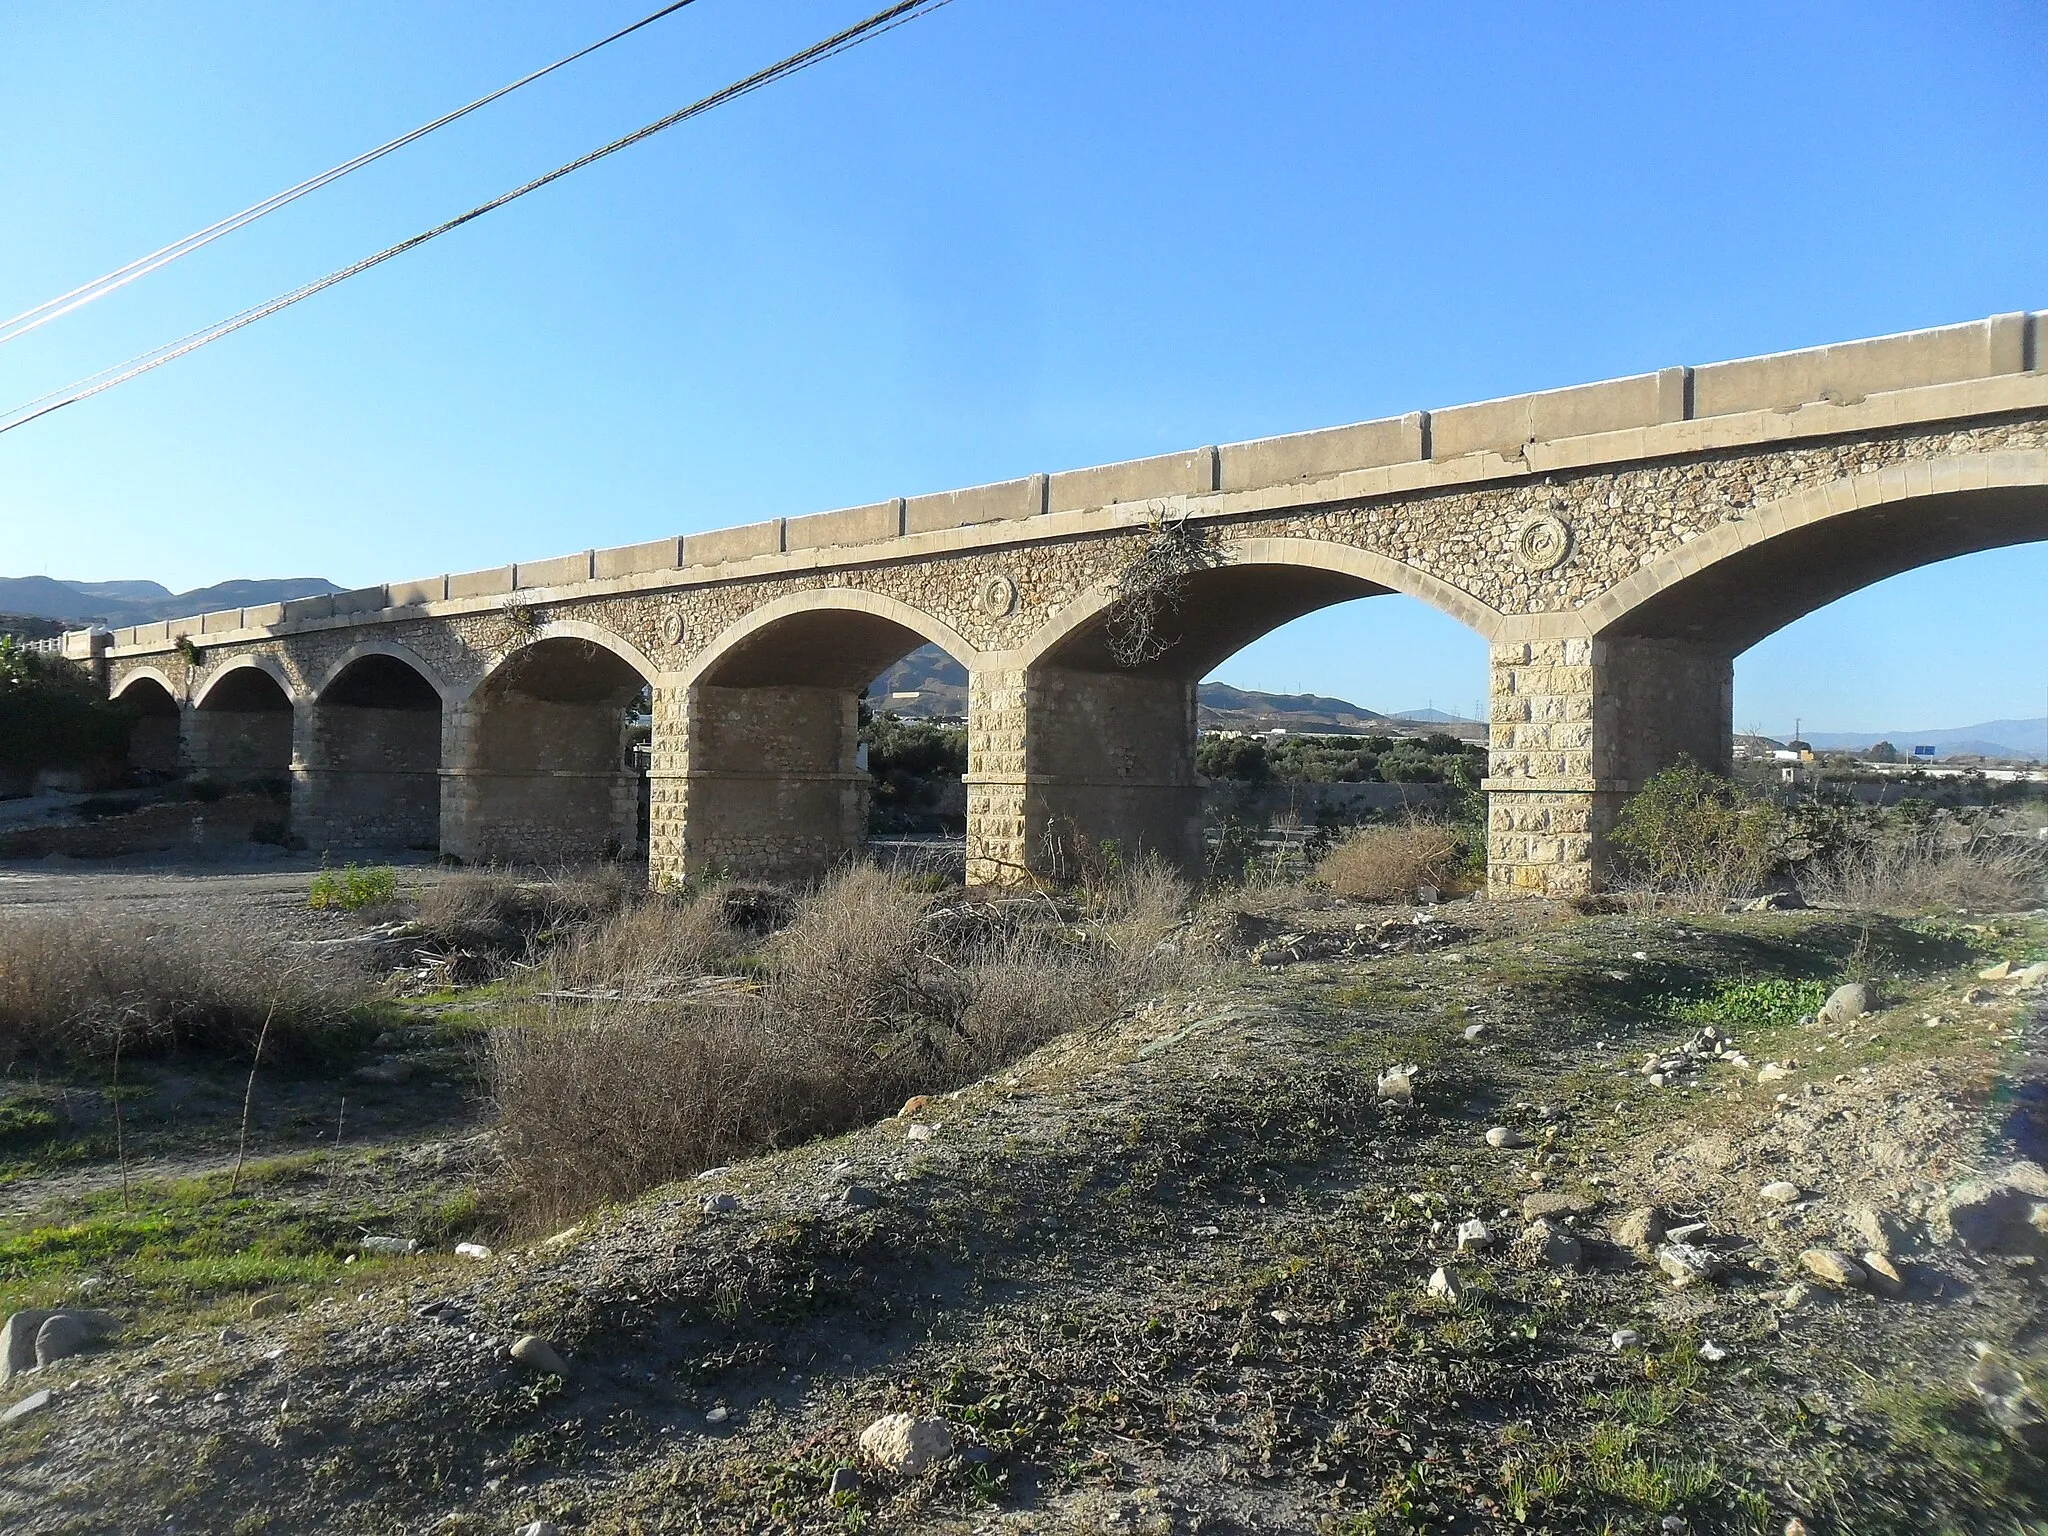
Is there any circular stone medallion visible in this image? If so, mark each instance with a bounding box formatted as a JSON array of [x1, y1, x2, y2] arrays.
[[1512, 514, 1573, 573], [979, 575, 1018, 618], [659, 609, 686, 647]]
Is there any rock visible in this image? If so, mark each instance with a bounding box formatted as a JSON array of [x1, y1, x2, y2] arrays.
[[1756, 1063, 1792, 1085], [1658, 1243, 1718, 1288], [0, 1310, 115, 1385], [247, 1295, 290, 1320], [705, 1405, 730, 1425], [1485, 1127, 1529, 1149], [1664, 1221, 1708, 1245], [32, 1314, 88, 1369], [1426, 1266, 1463, 1303], [828, 1466, 862, 1496], [1613, 1206, 1668, 1258], [858, 1413, 952, 1475], [1610, 1328, 1641, 1351], [1520, 1218, 1582, 1269], [1698, 1339, 1727, 1363], [1785, 1520, 1811, 1536], [2016, 961, 2048, 989], [1463, 1023, 1488, 1042], [1860, 1252, 1904, 1296], [1, 1389, 51, 1423], [1967, 1343, 2048, 1448], [1455, 1218, 1492, 1252], [351, 1057, 414, 1085], [515, 1523, 560, 1536], [1821, 982, 1873, 1024], [1800, 1249, 1867, 1289], [1522, 1187, 1597, 1223], [838, 1185, 882, 1211], [1759, 1181, 1802, 1205], [702, 1193, 740, 1215], [1850, 1205, 1904, 1256], [1944, 1160, 2048, 1254], [509, 1335, 568, 1377], [455, 1242, 493, 1260], [359, 1236, 418, 1257], [898, 1095, 930, 1118], [1978, 959, 2014, 982], [0, 1311, 56, 1384], [1781, 1282, 1815, 1309], [1376, 1065, 1418, 1103], [906, 1123, 938, 1142]]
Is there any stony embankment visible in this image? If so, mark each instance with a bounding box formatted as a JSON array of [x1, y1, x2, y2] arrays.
[[1, 907, 2044, 1534]]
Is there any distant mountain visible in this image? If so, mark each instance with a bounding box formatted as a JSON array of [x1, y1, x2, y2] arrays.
[[1197, 681, 1387, 734], [869, 646, 1480, 739], [1803, 719, 2047, 761], [0, 575, 341, 627]]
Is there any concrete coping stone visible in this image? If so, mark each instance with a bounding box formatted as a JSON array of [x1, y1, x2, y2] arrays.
[[683, 520, 783, 567], [447, 565, 514, 600], [513, 552, 594, 590], [1048, 446, 1218, 513], [785, 499, 904, 552]]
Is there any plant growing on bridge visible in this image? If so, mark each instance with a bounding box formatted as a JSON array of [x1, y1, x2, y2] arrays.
[[1103, 512, 1226, 667]]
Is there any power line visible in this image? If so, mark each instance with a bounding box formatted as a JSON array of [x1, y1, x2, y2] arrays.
[[0, 0, 952, 438], [0, 0, 705, 350]]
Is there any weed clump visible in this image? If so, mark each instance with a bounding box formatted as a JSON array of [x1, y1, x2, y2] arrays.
[[1798, 815, 2047, 913], [1315, 822, 1464, 902], [0, 908, 374, 1067], [307, 863, 398, 912], [1610, 760, 1779, 906], [491, 861, 1206, 1224]]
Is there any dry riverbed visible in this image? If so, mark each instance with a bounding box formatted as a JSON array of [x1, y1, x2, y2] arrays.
[[1, 894, 2044, 1534]]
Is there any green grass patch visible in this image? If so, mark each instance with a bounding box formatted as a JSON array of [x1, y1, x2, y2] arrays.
[[1669, 976, 1832, 1031], [308, 862, 399, 912], [0, 1154, 496, 1328]]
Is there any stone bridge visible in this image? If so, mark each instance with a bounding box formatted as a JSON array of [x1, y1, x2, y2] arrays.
[[73, 311, 2048, 896]]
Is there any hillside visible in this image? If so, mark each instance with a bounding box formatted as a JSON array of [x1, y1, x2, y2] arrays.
[[0, 575, 341, 627], [1803, 720, 2048, 761], [870, 645, 1481, 738]]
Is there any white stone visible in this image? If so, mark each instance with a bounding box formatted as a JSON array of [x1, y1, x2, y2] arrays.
[[1, 1390, 51, 1423], [1426, 1266, 1462, 1303], [1658, 1243, 1717, 1288], [858, 1412, 952, 1475], [1610, 1328, 1641, 1351], [1376, 1065, 1418, 1102], [454, 1242, 493, 1259], [1759, 1181, 1801, 1205], [1455, 1219, 1492, 1252], [1485, 1127, 1529, 1149], [509, 1335, 568, 1377]]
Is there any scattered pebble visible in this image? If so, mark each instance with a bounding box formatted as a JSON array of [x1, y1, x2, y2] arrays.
[[906, 1123, 939, 1142], [1462, 1023, 1488, 1042], [0, 1390, 51, 1423], [1610, 1328, 1641, 1351], [1485, 1127, 1529, 1149], [509, 1335, 568, 1378], [1860, 1252, 1905, 1296], [454, 1242, 493, 1260], [1799, 1249, 1868, 1290], [827, 1467, 862, 1496], [358, 1236, 418, 1257], [702, 1194, 740, 1215], [1426, 1266, 1462, 1303], [1658, 1243, 1718, 1288], [706, 1405, 730, 1425], [1455, 1218, 1491, 1252], [1820, 982, 1873, 1025], [1698, 1340, 1727, 1363], [1376, 1065, 1417, 1102], [1759, 1181, 1802, 1205], [858, 1413, 952, 1475]]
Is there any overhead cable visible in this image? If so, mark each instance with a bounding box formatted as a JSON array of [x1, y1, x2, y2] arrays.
[[0, 0, 952, 438], [0, 0, 703, 350]]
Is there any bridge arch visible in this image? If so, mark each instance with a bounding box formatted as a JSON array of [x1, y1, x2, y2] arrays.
[[300, 644, 447, 852], [1586, 451, 2048, 649], [664, 588, 980, 884], [449, 625, 660, 867], [189, 655, 296, 788], [110, 667, 184, 776], [980, 537, 1498, 879]]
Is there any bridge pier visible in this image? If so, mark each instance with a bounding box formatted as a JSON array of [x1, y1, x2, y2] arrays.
[[650, 683, 868, 886], [295, 657, 444, 852], [1485, 637, 1731, 897], [966, 664, 1203, 883]]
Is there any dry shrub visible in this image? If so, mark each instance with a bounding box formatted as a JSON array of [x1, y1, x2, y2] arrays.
[[547, 888, 746, 993], [1315, 822, 1462, 903], [492, 861, 1210, 1224], [1800, 824, 2048, 913], [0, 908, 373, 1067]]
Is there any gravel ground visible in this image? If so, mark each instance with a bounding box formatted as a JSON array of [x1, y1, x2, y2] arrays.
[[0, 902, 2043, 1534]]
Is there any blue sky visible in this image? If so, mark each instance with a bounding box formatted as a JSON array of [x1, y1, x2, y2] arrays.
[[2, 1, 2044, 733]]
